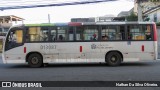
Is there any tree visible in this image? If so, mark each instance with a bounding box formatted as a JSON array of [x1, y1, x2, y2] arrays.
[[126, 12, 138, 21], [150, 0, 160, 2], [136, 0, 160, 2]]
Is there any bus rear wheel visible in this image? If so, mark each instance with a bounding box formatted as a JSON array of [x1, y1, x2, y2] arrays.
[[28, 53, 43, 68], [105, 52, 122, 66]]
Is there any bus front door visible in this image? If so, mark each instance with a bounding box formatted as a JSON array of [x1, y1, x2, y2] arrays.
[[4, 28, 25, 63]]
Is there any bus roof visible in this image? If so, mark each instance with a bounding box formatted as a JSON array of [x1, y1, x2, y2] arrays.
[[83, 22, 155, 25], [22, 22, 155, 27], [25, 22, 82, 27]]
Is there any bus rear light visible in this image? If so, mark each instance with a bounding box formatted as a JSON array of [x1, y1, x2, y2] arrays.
[[153, 23, 158, 41], [142, 45, 144, 52], [24, 47, 26, 53], [80, 46, 82, 52]]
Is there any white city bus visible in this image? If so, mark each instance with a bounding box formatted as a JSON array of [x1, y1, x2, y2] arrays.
[[2, 22, 158, 67]]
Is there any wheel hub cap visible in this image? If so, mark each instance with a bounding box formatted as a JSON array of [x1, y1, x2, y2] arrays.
[[31, 57, 39, 64]]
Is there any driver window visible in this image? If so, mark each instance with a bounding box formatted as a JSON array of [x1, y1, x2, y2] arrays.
[[5, 29, 23, 51], [8, 30, 23, 44]]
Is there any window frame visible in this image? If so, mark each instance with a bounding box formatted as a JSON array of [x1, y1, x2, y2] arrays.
[[5, 26, 25, 51], [24, 24, 154, 43], [82, 25, 100, 41], [100, 25, 126, 41], [126, 24, 153, 41], [26, 26, 50, 42]]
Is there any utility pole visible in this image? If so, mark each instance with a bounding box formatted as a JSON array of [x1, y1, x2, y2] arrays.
[[137, 0, 143, 21], [48, 14, 51, 23]]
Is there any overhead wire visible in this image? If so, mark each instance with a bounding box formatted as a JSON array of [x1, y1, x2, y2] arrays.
[[0, 0, 117, 10]]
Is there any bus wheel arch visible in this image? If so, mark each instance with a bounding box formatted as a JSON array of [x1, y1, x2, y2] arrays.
[[26, 52, 43, 68], [105, 51, 123, 66]]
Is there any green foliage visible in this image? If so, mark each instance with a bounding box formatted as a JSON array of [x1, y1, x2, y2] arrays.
[[144, 16, 150, 21], [150, 0, 160, 2], [156, 22, 160, 26], [137, 0, 159, 3], [126, 12, 138, 21]]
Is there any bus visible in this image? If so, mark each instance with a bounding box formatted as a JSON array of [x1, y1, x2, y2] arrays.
[[2, 22, 158, 67]]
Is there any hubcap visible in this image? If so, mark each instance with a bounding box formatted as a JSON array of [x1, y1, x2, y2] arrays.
[[110, 56, 117, 63], [31, 57, 39, 64]]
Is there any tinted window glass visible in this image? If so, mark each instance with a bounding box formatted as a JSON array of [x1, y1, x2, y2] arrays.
[[50, 27, 57, 41], [57, 27, 67, 41], [127, 24, 152, 40], [5, 27, 23, 51], [76, 26, 84, 41], [28, 27, 49, 42], [83, 26, 98, 41], [68, 27, 74, 41], [101, 25, 125, 40]]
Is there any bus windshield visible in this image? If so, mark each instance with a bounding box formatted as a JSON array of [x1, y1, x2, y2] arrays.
[[5, 27, 23, 51]]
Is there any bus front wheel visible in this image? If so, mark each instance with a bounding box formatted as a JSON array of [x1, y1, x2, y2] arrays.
[[28, 53, 43, 68], [105, 52, 122, 66]]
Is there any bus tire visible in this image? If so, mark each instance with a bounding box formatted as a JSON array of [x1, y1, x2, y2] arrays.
[[28, 53, 43, 68], [105, 52, 122, 66]]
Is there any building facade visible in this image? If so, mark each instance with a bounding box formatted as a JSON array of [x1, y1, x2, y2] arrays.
[[134, 0, 160, 22], [71, 15, 115, 22]]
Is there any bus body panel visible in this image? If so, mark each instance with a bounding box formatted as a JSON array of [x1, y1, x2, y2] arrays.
[[3, 41, 156, 64], [154, 41, 158, 60], [3, 41, 155, 64], [2, 22, 157, 65], [3, 46, 26, 63]]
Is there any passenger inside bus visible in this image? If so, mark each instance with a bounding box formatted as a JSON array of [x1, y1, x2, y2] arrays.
[[92, 33, 97, 40], [11, 31, 17, 42], [128, 34, 132, 40], [43, 32, 48, 41], [146, 33, 152, 40], [102, 35, 108, 40], [52, 35, 56, 41], [58, 35, 64, 41], [7, 31, 18, 49]]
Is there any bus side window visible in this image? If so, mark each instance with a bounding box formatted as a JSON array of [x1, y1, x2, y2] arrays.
[[56, 27, 67, 41], [40, 27, 49, 41], [143, 25, 152, 40], [58, 35, 63, 41], [83, 26, 98, 41], [120, 26, 125, 40], [28, 27, 49, 42], [68, 27, 74, 41], [8, 30, 23, 44], [102, 35, 109, 40], [50, 26, 57, 41], [51, 30, 56, 41], [101, 25, 123, 41], [127, 26, 132, 40], [76, 26, 83, 41], [127, 25, 151, 41]]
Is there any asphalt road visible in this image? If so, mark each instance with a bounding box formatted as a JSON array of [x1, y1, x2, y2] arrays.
[[0, 56, 160, 90]]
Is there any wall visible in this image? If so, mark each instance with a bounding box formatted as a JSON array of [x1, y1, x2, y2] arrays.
[[147, 9, 160, 22]]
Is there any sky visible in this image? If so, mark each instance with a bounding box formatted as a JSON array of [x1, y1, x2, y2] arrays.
[[0, 0, 134, 24]]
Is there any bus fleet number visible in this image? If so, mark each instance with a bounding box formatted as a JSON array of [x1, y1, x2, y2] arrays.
[[40, 45, 56, 50]]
